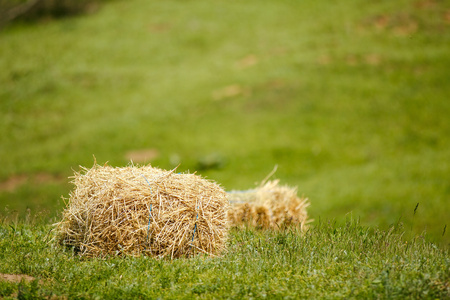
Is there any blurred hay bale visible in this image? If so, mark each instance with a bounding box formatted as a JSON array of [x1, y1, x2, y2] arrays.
[[227, 180, 311, 231], [54, 164, 229, 259]]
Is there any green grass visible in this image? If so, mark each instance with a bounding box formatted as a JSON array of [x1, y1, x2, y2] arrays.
[[1, 0, 448, 245], [0, 0, 449, 296], [0, 219, 448, 299]]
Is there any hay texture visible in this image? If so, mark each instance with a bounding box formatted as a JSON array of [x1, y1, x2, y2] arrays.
[[54, 164, 229, 259], [227, 180, 311, 231]]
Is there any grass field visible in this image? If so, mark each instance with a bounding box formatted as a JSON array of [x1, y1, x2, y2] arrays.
[[0, 219, 449, 299], [0, 0, 449, 297]]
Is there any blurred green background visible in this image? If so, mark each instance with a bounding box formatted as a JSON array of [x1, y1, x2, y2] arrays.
[[1, 0, 449, 246]]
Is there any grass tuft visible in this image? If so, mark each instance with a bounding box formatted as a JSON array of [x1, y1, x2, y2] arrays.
[[0, 219, 448, 298]]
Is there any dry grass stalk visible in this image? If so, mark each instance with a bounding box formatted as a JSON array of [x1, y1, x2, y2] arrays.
[[227, 180, 311, 231], [54, 164, 229, 259]]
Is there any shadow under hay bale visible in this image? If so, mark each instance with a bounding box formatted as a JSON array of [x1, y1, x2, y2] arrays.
[[227, 180, 311, 231], [54, 164, 229, 259]]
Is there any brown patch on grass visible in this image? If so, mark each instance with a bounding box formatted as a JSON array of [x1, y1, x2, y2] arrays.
[[149, 23, 171, 33], [360, 0, 449, 35], [33, 172, 62, 185], [0, 273, 35, 283], [373, 15, 390, 31], [364, 54, 382, 66], [360, 13, 419, 36], [0, 173, 63, 192], [212, 84, 251, 100], [345, 54, 359, 66], [444, 10, 450, 25], [317, 54, 332, 65], [0, 175, 27, 192], [265, 79, 286, 90], [235, 54, 259, 69], [414, 0, 438, 10], [391, 16, 418, 36], [125, 148, 160, 163], [269, 47, 288, 56]]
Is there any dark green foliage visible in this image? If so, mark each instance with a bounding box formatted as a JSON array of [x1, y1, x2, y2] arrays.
[[0, 281, 15, 297], [0, 0, 104, 27]]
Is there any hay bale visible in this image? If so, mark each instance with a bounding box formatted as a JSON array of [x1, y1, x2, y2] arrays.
[[54, 164, 229, 259], [227, 180, 311, 231]]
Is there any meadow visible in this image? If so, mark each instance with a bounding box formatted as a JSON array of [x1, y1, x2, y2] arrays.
[[0, 219, 449, 299], [0, 0, 449, 297]]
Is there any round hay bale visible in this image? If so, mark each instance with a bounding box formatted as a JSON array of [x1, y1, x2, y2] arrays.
[[227, 180, 311, 231], [54, 164, 229, 259]]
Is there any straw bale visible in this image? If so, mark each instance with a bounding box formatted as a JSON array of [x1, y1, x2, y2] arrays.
[[227, 180, 311, 231], [54, 164, 229, 259]]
